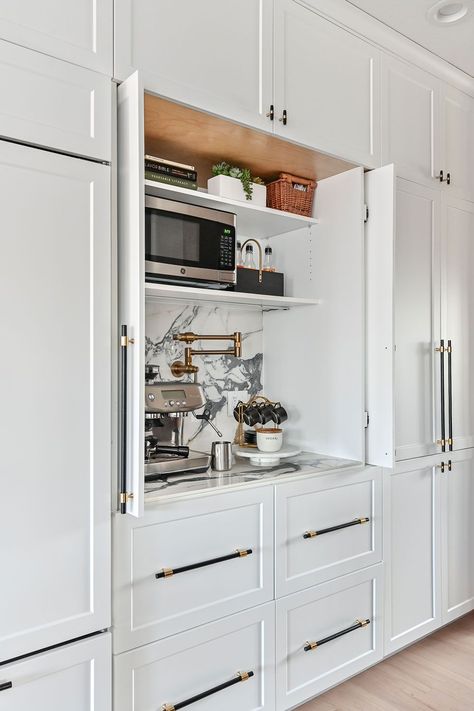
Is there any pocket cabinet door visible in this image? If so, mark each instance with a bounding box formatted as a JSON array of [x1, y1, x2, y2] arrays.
[[0, 141, 111, 662]]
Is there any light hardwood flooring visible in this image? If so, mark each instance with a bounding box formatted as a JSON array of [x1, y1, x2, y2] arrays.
[[298, 613, 474, 711]]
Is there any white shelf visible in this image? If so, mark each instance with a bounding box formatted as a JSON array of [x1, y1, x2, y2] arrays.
[[145, 180, 318, 239], [145, 282, 320, 310]]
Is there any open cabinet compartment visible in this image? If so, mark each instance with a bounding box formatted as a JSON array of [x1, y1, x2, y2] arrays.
[[117, 73, 393, 515]]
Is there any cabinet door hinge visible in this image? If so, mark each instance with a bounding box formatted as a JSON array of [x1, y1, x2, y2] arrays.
[[364, 204, 369, 223], [364, 411, 369, 428]]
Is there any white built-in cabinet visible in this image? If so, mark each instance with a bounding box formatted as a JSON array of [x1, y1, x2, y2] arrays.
[[274, 0, 380, 167], [384, 457, 442, 655], [385, 449, 474, 655], [441, 449, 474, 624], [0, 634, 111, 711], [441, 84, 474, 203], [382, 54, 474, 202], [0, 39, 111, 161], [442, 196, 474, 452], [0, 0, 112, 74], [117, 72, 386, 510], [114, 0, 273, 132], [0, 140, 111, 662], [381, 56, 439, 187], [114, 0, 380, 167], [394, 180, 441, 461]]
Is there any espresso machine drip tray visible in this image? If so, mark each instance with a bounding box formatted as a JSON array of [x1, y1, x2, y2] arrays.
[[145, 451, 211, 480]]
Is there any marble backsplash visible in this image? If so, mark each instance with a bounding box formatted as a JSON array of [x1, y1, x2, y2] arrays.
[[145, 302, 263, 452]]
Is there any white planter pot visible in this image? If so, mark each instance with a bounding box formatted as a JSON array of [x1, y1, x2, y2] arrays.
[[207, 174, 266, 206]]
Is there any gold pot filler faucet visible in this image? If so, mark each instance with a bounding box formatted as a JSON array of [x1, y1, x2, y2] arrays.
[[171, 331, 242, 378]]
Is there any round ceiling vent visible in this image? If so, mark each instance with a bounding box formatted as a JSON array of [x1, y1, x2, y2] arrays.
[[427, 0, 472, 24]]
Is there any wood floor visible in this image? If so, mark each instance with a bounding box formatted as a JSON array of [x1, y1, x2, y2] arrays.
[[298, 613, 474, 711]]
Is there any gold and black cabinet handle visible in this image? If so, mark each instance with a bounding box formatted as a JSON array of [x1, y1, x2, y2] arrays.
[[155, 549, 252, 579], [303, 517, 369, 539], [447, 340, 453, 451], [0, 682, 12, 692], [119, 325, 129, 514], [161, 671, 254, 711], [304, 618, 370, 652], [436, 340, 446, 452]]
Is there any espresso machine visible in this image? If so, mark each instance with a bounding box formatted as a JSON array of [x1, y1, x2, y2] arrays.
[[144, 366, 221, 478]]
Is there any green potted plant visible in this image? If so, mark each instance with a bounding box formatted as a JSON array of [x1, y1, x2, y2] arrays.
[[208, 161, 266, 205]]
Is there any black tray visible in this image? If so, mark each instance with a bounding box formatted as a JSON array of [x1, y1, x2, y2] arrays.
[[233, 268, 284, 296]]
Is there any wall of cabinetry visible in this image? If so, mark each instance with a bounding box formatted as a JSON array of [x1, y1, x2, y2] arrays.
[[113, 466, 383, 711]]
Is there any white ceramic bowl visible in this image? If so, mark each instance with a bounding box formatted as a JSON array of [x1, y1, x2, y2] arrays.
[[256, 428, 283, 453]]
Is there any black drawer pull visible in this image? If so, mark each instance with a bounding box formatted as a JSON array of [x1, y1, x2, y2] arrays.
[[304, 618, 370, 651], [303, 517, 369, 539], [155, 548, 253, 579], [162, 670, 254, 710], [0, 682, 12, 692]]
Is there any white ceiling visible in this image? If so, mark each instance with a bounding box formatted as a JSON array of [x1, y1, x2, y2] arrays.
[[346, 0, 474, 76]]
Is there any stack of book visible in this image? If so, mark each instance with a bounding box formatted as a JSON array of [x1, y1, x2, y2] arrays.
[[144, 154, 198, 190]]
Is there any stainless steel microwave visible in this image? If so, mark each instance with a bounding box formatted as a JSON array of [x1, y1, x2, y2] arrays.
[[145, 195, 237, 288]]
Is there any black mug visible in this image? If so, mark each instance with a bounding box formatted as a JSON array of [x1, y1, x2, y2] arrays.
[[271, 402, 288, 425], [243, 404, 262, 427], [258, 402, 275, 425]]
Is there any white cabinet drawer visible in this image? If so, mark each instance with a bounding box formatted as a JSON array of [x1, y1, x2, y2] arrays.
[[113, 487, 273, 652], [275, 467, 382, 596], [0, 634, 111, 711], [276, 566, 383, 710], [0, 40, 111, 160], [114, 603, 275, 711]]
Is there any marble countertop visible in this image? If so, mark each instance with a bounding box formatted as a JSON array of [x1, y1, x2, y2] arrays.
[[144, 451, 363, 503]]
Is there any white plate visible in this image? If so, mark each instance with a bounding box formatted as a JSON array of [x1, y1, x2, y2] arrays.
[[234, 445, 301, 466]]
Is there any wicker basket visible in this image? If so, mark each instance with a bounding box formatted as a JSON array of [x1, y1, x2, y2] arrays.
[[266, 173, 316, 216]]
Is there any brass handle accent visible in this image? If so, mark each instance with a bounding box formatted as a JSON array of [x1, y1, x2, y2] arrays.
[[155, 549, 253, 579], [303, 517, 369, 539], [435, 339, 446, 452], [304, 618, 370, 652], [161, 671, 254, 710], [447, 340, 453, 451], [266, 104, 274, 121], [278, 109, 288, 125], [241, 238, 263, 283]]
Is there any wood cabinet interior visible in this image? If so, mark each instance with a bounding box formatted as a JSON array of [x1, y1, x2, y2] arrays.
[[144, 93, 356, 188]]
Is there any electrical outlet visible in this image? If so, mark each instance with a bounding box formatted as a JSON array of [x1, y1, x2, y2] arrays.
[[226, 390, 248, 417]]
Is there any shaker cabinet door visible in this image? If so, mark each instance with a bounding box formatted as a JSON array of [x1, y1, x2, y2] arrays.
[[114, 0, 273, 132], [0, 141, 111, 662], [440, 84, 474, 202], [442, 196, 474, 452], [441, 450, 474, 623], [274, 0, 380, 167], [394, 180, 442, 461], [0, 634, 111, 711], [381, 55, 439, 186], [384, 457, 442, 655], [0, 0, 112, 74]]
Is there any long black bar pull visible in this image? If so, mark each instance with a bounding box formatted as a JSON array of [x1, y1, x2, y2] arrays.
[[437, 340, 446, 452], [156, 549, 252, 579], [447, 339, 453, 451], [162, 671, 254, 710], [119, 325, 130, 514], [0, 682, 12, 692], [303, 517, 369, 539], [304, 619, 370, 652]]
